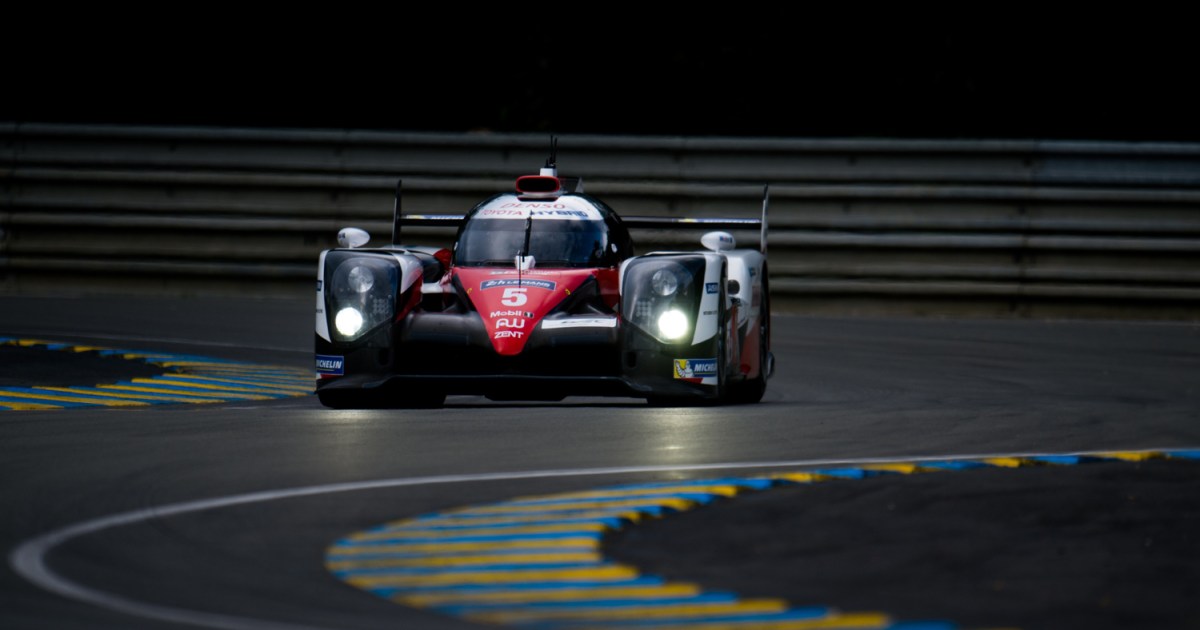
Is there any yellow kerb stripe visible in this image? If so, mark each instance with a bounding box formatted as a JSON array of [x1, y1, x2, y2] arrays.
[[329, 538, 601, 555], [574, 612, 891, 630], [0, 390, 147, 406], [447, 498, 695, 515], [345, 564, 638, 588], [470, 599, 789, 624], [327, 551, 602, 570], [396, 583, 704, 607]]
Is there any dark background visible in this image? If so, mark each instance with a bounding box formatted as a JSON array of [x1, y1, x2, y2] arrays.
[[4, 15, 1196, 141]]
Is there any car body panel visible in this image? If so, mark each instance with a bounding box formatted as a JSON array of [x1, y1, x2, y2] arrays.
[[314, 159, 771, 407]]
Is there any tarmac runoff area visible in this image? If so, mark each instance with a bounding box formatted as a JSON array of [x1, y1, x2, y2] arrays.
[[0, 338, 312, 409], [329, 452, 1200, 630]]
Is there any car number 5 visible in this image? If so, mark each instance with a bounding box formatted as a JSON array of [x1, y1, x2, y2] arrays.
[[501, 287, 528, 306]]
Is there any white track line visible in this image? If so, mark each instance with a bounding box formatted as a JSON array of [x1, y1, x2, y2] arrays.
[[9, 447, 1194, 630]]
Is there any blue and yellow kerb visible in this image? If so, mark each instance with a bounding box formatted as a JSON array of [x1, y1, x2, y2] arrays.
[[326, 449, 1200, 630], [0, 338, 311, 411]]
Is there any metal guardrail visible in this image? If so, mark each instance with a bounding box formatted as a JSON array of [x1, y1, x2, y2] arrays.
[[3, 123, 1199, 317]]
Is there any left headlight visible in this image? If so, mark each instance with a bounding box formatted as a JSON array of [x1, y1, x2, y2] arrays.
[[623, 256, 706, 344], [325, 254, 398, 342]]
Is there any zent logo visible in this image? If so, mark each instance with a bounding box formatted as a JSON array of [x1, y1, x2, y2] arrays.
[[494, 331, 525, 339]]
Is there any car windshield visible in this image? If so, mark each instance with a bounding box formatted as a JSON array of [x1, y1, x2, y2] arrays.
[[455, 218, 610, 268]]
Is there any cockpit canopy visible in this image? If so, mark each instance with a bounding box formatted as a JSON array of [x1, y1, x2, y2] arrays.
[[453, 194, 633, 268]]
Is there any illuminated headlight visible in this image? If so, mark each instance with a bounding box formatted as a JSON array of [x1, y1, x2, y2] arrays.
[[657, 309, 689, 340], [650, 269, 679, 297], [347, 266, 375, 293], [335, 307, 365, 337]]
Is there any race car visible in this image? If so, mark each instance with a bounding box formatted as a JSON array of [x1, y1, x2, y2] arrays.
[[314, 150, 773, 408]]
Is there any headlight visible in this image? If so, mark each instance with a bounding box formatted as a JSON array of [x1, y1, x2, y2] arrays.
[[657, 309, 689, 340], [324, 253, 398, 342], [347, 265, 375, 293], [650, 269, 679, 296], [622, 256, 706, 344], [335, 307, 364, 336]]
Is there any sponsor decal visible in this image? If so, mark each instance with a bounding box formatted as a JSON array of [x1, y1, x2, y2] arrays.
[[495, 318, 526, 329], [489, 310, 533, 318], [702, 310, 717, 316], [673, 358, 718, 381], [481, 279, 556, 292], [706, 282, 719, 294], [315, 354, 345, 375], [480, 207, 591, 219], [316, 280, 323, 292], [494, 330, 525, 339], [541, 318, 618, 330]]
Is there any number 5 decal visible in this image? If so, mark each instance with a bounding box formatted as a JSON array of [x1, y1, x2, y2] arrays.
[[501, 287, 528, 306]]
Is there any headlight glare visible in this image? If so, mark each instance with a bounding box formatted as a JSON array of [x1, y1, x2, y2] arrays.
[[335, 307, 365, 337], [657, 309, 689, 340]]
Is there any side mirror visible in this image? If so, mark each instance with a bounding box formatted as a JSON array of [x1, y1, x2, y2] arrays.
[[337, 227, 371, 249]]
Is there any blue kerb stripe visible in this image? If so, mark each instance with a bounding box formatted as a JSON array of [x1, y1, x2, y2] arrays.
[[44, 343, 73, 351], [438, 593, 743, 615], [0, 393, 95, 408], [98, 350, 240, 363], [1028, 455, 1099, 465], [0, 387, 158, 405], [918, 461, 990, 471], [369, 577, 668, 597], [328, 547, 599, 561], [160, 375, 309, 388], [530, 607, 833, 627], [31, 386, 215, 402], [607, 478, 776, 491], [111, 381, 284, 398], [343, 532, 604, 546], [336, 561, 615, 577], [420, 505, 673, 520], [149, 378, 303, 392], [807, 468, 871, 479], [504, 494, 718, 507], [371, 517, 628, 532], [1166, 450, 1200, 460]]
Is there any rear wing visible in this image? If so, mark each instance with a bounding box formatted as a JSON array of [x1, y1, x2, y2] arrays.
[[392, 180, 770, 255]]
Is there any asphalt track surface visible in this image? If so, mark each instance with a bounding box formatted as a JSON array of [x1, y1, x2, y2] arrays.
[[1, 294, 1198, 629]]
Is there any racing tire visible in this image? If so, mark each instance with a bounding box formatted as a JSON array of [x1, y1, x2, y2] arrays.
[[727, 279, 770, 404]]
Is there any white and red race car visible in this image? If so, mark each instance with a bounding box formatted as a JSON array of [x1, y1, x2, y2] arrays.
[[314, 150, 772, 408]]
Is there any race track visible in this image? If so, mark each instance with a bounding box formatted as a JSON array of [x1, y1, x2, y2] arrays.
[[1, 294, 1197, 630]]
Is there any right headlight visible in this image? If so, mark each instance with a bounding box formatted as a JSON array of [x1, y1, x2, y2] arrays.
[[623, 257, 706, 344], [325, 253, 398, 342]]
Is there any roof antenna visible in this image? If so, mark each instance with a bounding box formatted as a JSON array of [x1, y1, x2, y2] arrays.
[[540, 136, 558, 177]]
